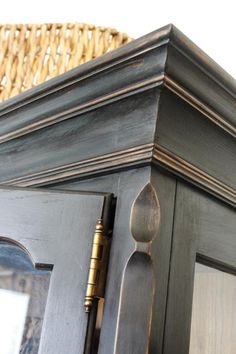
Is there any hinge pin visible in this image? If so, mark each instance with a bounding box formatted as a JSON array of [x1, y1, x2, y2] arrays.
[[84, 219, 110, 313]]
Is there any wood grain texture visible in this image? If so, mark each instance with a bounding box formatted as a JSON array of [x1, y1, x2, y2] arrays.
[[156, 89, 236, 190], [164, 76, 235, 138], [0, 90, 159, 183], [0, 46, 166, 143], [114, 252, 155, 354], [114, 183, 160, 353], [165, 29, 236, 128], [130, 182, 160, 243], [1, 144, 154, 187], [163, 181, 236, 354], [0, 86, 234, 210], [153, 144, 236, 207], [52, 166, 177, 354], [0, 24, 234, 144], [51, 168, 152, 354], [0, 186, 109, 354]]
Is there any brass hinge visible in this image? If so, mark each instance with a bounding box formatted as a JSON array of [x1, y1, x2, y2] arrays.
[[84, 219, 111, 313]]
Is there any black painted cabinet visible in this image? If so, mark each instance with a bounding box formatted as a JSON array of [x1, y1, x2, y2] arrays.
[[0, 187, 112, 354], [0, 24, 235, 353]]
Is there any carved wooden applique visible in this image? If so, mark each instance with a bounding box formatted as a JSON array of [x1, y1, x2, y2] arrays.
[[130, 182, 160, 244], [115, 183, 160, 353]]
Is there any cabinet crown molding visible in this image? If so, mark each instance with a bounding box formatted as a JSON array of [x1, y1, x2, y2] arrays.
[[0, 25, 235, 207], [0, 24, 235, 143]]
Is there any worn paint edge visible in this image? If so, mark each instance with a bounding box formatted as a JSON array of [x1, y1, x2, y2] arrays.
[[153, 144, 236, 206], [0, 73, 235, 144], [1, 143, 235, 206]]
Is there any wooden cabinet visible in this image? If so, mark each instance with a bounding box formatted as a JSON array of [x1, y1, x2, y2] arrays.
[[0, 187, 112, 354], [0, 24, 235, 353]]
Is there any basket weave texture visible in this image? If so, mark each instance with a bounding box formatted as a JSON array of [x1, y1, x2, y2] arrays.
[[0, 23, 132, 101]]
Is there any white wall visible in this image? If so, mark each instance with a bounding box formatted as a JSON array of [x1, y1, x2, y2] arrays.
[[1, 0, 235, 78]]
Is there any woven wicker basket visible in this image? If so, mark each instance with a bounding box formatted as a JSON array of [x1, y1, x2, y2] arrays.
[[0, 23, 132, 101]]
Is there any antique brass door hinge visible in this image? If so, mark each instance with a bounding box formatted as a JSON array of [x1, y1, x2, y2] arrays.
[[84, 219, 111, 313]]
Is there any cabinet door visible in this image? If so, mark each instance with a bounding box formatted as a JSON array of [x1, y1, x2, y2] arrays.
[[163, 182, 236, 354], [0, 186, 111, 354]]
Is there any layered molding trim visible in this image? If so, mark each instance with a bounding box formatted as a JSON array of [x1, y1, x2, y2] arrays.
[[2, 143, 235, 207], [0, 74, 234, 145], [164, 76, 236, 138], [153, 145, 236, 206], [0, 74, 164, 145], [0, 24, 171, 116], [0, 144, 154, 187]]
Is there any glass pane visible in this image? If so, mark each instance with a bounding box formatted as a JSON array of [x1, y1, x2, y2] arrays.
[[189, 263, 236, 354], [0, 241, 51, 354]]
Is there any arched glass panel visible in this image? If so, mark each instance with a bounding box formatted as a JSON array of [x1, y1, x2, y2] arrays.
[[0, 241, 51, 354]]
